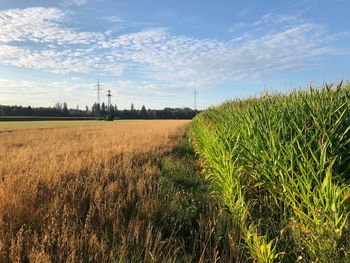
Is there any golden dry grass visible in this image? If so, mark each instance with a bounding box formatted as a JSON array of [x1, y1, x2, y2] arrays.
[[0, 120, 190, 262]]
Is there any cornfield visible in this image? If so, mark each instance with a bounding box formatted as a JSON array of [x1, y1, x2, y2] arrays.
[[190, 82, 350, 262]]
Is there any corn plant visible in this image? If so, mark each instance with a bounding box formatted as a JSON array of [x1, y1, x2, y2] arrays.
[[190, 82, 350, 262]]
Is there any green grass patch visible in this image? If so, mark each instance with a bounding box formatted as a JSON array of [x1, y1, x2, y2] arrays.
[[145, 135, 239, 262], [0, 116, 103, 121], [0, 120, 105, 131]]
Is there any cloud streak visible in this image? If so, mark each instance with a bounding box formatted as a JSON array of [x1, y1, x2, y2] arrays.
[[0, 7, 343, 92], [61, 0, 89, 7], [0, 8, 101, 44]]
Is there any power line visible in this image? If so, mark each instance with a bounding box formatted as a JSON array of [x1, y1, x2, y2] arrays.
[[194, 87, 197, 111], [93, 79, 104, 106]]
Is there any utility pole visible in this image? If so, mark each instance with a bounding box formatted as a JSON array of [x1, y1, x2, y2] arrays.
[[194, 87, 197, 111], [94, 79, 104, 106], [106, 90, 112, 112]]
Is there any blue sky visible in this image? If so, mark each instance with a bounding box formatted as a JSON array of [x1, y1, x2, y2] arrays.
[[0, 0, 349, 110]]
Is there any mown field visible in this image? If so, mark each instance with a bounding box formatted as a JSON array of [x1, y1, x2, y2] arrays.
[[190, 83, 350, 262], [0, 120, 105, 131], [0, 116, 103, 122]]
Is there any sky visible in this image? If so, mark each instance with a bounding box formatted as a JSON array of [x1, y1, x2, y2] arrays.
[[0, 0, 349, 110]]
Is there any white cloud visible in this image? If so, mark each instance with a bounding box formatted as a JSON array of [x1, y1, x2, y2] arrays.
[[0, 45, 124, 74], [101, 22, 328, 88], [0, 7, 344, 91], [104, 16, 124, 23], [0, 7, 100, 44], [61, 0, 89, 7], [256, 13, 302, 26], [228, 22, 248, 33], [0, 78, 189, 109], [0, 78, 91, 106]]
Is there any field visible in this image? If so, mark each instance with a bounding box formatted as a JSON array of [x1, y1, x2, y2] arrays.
[[2, 84, 350, 263], [1, 120, 203, 262], [0, 120, 105, 131], [190, 83, 350, 262], [0, 116, 103, 122], [0, 119, 236, 262]]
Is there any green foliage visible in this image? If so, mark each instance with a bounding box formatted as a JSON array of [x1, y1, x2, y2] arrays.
[[0, 120, 104, 131], [152, 136, 239, 262], [104, 114, 114, 121], [190, 82, 350, 262], [244, 225, 284, 263]]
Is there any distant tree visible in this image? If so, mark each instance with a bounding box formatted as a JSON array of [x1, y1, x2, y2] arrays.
[[101, 102, 106, 116], [141, 105, 147, 119], [63, 102, 68, 114], [109, 104, 115, 117], [0, 104, 199, 119], [130, 102, 135, 111], [54, 102, 62, 110], [113, 104, 119, 118], [92, 103, 101, 117]]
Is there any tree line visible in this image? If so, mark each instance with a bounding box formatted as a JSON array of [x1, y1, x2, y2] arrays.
[[0, 102, 199, 120]]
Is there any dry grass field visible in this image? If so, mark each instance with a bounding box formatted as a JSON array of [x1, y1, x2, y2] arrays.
[[0, 120, 193, 262]]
